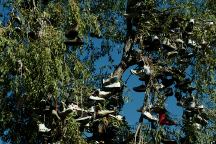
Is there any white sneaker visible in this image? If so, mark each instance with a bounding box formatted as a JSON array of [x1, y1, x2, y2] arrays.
[[102, 76, 118, 85], [98, 110, 115, 115], [88, 106, 95, 113], [175, 38, 184, 44], [143, 111, 158, 121], [89, 96, 105, 101], [131, 66, 151, 77], [162, 38, 177, 50], [76, 116, 92, 121], [97, 89, 111, 97], [188, 39, 197, 47], [189, 18, 195, 24], [38, 123, 51, 132], [109, 114, 123, 121], [188, 101, 196, 109], [52, 110, 61, 120], [104, 81, 121, 89], [68, 103, 83, 111], [193, 123, 201, 129], [167, 51, 178, 57]]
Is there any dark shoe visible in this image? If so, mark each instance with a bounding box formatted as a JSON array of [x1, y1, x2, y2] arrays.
[[133, 84, 146, 92]]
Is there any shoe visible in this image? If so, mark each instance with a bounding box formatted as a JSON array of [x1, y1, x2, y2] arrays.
[[88, 106, 95, 113], [159, 112, 176, 125], [131, 65, 151, 75], [195, 115, 208, 126], [152, 35, 160, 49], [89, 96, 105, 101], [143, 111, 158, 121], [65, 29, 78, 39], [52, 110, 61, 120], [188, 39, 197, 47], [109, 114, 123, 121], [164, 88, 173, 96], [76, 116, 92, 121], [64, 37, 84, 45], [38, 123, 51, 132], [103, 81, 121, 90], [161, 78, 174, 88], [133, 84, 146, 92], [162, 38, 177, 51], [98, 110, 115, 115], [93, 89, 111, 98], [196, 105, 204, 109], [167, 51, 178, 57], [175, 38, 184, 44], [187, 101, 196, 109], [193, 123, 201, 129], [102, 76, 118, 86], [67, 103, 84, 111]]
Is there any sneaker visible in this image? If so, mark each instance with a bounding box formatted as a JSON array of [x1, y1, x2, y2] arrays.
[[193, 123, 201, 129], [131, 65, 151, 76], [93, 89, 111, 98], [175, 38, 184, 44], [102, 76, 118, 86], [159, 112, 176, 126], [65, 30, 78, 39], [162, 38, 177, 51], [103, 81, 121, 89], [64, 37, 84, 45], [164, 88, 173, 96], [143, 111, 158, 121], [98, 110, 115, 115], [89, 96, 105, 101], [67, 103, 84, 112], [88, 106, 95, 113], [109, 114, 123, 121], [188, 39, 197, 47], [52, 110, 61, 120], [133, 84, 146, 92], [187, 101, 196, 109], [38, 123, 51, 132], [167, 51, 178, 57], [76, 116, 92, 121]]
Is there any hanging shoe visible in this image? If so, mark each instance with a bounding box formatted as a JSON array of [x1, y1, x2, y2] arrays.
[[194, 115, 208, 126], [159, 112, 176, 126], [87, 106, 95, 113], [103, 81, 121, 90], [64, 37, 84, 46], [167, 51, 178, 58], [109, 114, 123, 121], [175, 38, 184, 44], [93, 89, 112, 98], [142, 111, 158, 122], [52, 110, 61, 120], [65, 29, 78, 39], [76, 116, 92, 121], [67, 103, 84, 111], [89, 96, 105, 101], [38, 123, 51, 132], [193, 123, 202, 129], [164, 88, 173, 97], [162, 38, 177, 51], [188, 39, 197, 47], [102, 75, 118, 86], [98, 110, 115, 116], [133, 84, 146, 92], [151, 35, 161, 49]]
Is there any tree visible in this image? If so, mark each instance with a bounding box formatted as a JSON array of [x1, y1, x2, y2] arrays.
[[0, 0, 215, 144]]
